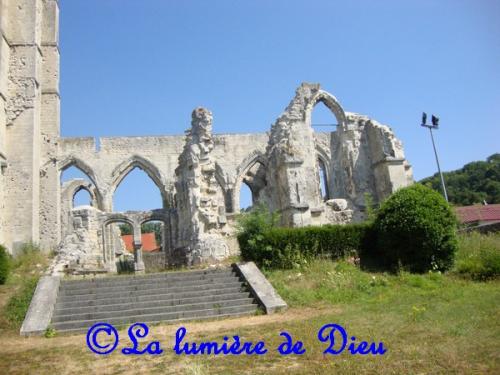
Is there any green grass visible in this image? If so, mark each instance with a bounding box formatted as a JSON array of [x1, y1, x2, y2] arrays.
[[0, 243, 49, 331], [453, 231, 500, 280], [4, 277, 39, 328], [0, 235, 499, 374], [235, 260, 499, 373]]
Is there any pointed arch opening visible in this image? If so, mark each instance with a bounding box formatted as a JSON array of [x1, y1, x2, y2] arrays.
[[307, 94, 339, 202], [60, 165, 92, 185], [306, 90, 347, 130], [113, 167, 163, 212], [311, 101, 340, 129], [239, 182, 253, 212], [60, 157, 99, 188], [60, 163, 104, 210], [73, 187, 92, 208], [235, 159, 267, 213], [111, 156, 169, 210]]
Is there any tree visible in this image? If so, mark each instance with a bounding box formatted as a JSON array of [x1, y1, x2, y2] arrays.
[[374, 184, 458, 272]]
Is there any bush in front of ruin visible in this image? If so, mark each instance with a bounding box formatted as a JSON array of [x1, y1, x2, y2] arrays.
[[236, 204, 280, 267], [237, 184, 458, 273], [0, 244, 11, 284], [374, 184, 458, 273], [237, 204, 373, 269], [256, 224, 373, 269]]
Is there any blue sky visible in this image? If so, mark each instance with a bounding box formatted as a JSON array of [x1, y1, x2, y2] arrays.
[[60, 0, 500, 211]]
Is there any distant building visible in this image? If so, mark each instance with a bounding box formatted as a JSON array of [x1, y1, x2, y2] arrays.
[[121, 233, 160, 253], [455, 204, 500, 226]]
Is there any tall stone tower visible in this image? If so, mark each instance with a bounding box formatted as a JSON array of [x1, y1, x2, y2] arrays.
[[0, 0, 60, 253]]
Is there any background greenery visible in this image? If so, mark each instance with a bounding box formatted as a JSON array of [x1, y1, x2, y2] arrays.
[[420, 153, 500, 205]]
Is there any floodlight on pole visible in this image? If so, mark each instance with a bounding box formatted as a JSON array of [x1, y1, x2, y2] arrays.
[[421, 112, 448, 202]]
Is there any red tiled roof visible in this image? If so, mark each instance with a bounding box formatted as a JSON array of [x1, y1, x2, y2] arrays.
[[121, 233, 160, 252], [455, 204, 500, 224]]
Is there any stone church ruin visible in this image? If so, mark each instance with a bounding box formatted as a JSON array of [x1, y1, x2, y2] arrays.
[[0, 1, 414, 274]]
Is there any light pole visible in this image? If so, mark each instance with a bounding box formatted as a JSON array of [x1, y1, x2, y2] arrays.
[[421, 113, 448, 202]]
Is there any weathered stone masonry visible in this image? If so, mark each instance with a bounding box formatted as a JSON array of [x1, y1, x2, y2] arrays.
[[0, 1, 413, 272], [0, 0, 60, 254]]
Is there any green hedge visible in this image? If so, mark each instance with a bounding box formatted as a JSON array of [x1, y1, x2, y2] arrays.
[[238, 223, 374, 269], [237, 185, 459, 273]]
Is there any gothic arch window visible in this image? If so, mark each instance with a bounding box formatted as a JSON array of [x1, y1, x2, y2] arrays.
[[60, 158, 99, 188], [60, 163, 104, 209], [235, 159, 267, 213], [113, 167, 163, 211], [73, 187, 93, 208], [110, 156, 169, 210], [306, 90, 347, 130]]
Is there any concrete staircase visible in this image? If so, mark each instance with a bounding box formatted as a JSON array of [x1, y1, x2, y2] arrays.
[[50, 267, 258, 333]]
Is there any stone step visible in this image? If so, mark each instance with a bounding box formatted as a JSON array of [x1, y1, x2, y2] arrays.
[[57, 280, 245, 303], [51, 304, 257, 332], [52, 297, 255, 323], [58, 275, 240, 297], [55, 285, 245, 310], [54, 291, 252, 316], [60, 269, 236, 290], [52, 310, 256, 335]]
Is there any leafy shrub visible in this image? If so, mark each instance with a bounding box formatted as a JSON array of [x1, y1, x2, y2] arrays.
[[454, 232, 500, 280], [0, 245, 11, 284], [374, 184, 458, 273], [236, 203, 280, 265]]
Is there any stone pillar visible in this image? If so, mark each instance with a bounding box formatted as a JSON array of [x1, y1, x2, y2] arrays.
[[133, 243, 145, 273], [174, 108, 229, 265], [0, 0, 8, 246], [39, 0, 60, 251], [0, 0, 60, 253], [3, 0, 44, 253], [133, 224, 144, 273]]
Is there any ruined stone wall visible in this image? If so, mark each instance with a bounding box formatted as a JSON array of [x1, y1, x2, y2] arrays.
[[0, 0, 60, 253], [0, 0, 413, 265], [262, 83, 413, 227], [58, 133, 270, 215], [54, 83, 413, 267]]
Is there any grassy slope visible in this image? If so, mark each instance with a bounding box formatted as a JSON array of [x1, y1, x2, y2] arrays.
[[0, 259, 498, 374], [0, 235, 498, 374], [0, 246, 48, 333]]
